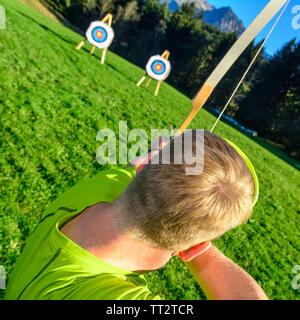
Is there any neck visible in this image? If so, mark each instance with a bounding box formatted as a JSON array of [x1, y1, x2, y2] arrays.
[[61, 202, 172, 273]]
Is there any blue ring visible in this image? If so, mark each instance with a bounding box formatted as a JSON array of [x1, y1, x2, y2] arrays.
[[151, 60, 166, 75], [91, 27, 108, 43]]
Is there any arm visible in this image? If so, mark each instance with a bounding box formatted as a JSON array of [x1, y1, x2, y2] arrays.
[[185, 245, 268, 300]]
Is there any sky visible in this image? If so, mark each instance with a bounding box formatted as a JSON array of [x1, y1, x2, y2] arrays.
[[207, 0, 300, 55]]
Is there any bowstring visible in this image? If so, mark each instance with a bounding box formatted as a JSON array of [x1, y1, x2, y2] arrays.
[[210, 0, 291, 133]]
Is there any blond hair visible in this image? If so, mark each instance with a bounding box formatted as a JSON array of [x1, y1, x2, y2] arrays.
[[117, 130, 255, 251]]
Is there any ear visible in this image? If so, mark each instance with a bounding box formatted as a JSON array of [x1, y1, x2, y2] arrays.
[[178, 241, 212, 262]]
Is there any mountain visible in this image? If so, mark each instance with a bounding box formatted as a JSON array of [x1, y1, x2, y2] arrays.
[[203, 6, 245, 36], [160, 0, 245, 36], [160, 0, 214, 12], [164, 0, 215, 11]]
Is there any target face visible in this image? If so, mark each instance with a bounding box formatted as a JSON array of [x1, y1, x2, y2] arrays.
[[151, 61, 166, 75], [92, 27, 107, 43], [86, 21, 114, 49], [146, 55, 171, 81]]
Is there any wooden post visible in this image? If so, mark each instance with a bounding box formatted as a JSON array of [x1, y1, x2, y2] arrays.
[[101, 48, 108, 64], [76, 40, 85, 50], [136, 75, 146, 87], [145, 78, 152, 87], [90, 46, 96, 55], [161, 50, 170, 60], [99, 14, 112, 64], [102, 13, 113, 26], [153, 50, 170, 96], [154, 81, 162, 96]]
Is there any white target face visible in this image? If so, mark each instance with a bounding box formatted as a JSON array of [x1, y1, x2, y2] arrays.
[[146, 55, 171, 81], [86, 21, 114, 49]]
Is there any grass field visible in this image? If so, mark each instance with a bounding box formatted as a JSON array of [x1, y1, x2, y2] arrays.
[[0, 0, 299, 300]]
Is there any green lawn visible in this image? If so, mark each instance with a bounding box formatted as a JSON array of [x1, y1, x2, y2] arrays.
[[0, 0, 299, 300]]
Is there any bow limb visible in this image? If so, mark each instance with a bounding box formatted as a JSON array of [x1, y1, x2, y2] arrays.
[[178, 0, 288, 134]]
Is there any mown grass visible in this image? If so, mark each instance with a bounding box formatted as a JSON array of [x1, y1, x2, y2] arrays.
[[0, 0, 299, 300]]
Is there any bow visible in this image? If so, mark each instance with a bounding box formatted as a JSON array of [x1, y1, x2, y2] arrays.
[[177, 0, 288, 134]]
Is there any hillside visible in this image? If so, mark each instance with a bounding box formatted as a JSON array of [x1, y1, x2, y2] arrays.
[[0, 0, 299, 300]]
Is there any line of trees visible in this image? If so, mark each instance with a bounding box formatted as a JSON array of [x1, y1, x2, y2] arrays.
[[45, 0, 300, 160], [236, 40, 300, 159]]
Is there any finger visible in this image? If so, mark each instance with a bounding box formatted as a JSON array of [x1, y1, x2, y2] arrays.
[[150, 136, 169, 151]]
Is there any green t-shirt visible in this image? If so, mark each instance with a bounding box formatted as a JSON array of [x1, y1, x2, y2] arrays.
[[4, 167, 159, 300]]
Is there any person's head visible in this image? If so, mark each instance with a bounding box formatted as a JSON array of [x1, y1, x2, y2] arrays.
[[115, 130, 255, 260]]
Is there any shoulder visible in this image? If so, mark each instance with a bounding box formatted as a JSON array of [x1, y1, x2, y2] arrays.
[[42, 167, 137, 217], [61, 273, 160, 300]]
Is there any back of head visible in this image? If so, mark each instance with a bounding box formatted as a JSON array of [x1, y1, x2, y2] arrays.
[[117, 130, 255, 251]]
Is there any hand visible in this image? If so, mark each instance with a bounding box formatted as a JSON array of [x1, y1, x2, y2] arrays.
[[177, 241, 212, 262], [127, 136, 169, 172]]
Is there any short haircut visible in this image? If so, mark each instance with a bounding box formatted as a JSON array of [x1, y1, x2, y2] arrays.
[[117, 130, 255, 251]]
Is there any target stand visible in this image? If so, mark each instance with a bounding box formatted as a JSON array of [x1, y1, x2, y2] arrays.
[[136, 50, 171, 96], [75, 14, 114, 64]]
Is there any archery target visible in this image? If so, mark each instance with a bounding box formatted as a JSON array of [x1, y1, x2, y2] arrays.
[[86, 21, 114, 49], [146, 55, 171, 81]]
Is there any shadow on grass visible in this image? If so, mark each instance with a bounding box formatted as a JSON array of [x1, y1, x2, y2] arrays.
[[251, 136, 300, 171], [205, 108, 300, 171], [104, 60, 149, 88], [15, 8, 79, 46], [15, 5, 140, 89], [39, 0, 83, 35]]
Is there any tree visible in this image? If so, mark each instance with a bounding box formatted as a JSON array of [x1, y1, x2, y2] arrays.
[[236, 39, 300, 159]]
